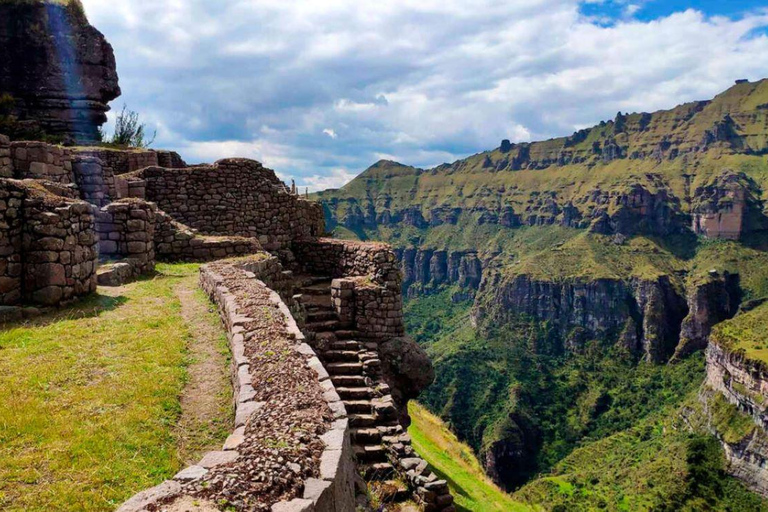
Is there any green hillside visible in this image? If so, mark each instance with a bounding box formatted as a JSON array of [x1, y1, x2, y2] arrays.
[[320, 80, 768, 506]]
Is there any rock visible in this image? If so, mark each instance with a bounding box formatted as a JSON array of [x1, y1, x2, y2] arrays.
[[379, 336, 435, 426], [0, 1, 121, 142]]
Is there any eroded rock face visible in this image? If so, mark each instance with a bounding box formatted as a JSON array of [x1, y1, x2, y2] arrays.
[[473, 272, 689, 362], [692, 171, 767, 240], [675, 273, 741, 359], [394, 248, 483, 296], [0, 1, 120, 142]]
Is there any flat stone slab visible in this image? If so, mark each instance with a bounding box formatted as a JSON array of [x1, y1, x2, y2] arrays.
[[198, 450, 239, 468], [271, 498, 314, 512], [116, 480, 181, 512], [173, 465, 208, 482]]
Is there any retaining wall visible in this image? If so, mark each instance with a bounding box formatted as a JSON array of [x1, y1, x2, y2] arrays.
[[294, 238, 405, 339], [118, 255, 355, 512]]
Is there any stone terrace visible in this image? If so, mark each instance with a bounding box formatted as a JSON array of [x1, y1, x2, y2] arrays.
[[0, 133, 452, 511]]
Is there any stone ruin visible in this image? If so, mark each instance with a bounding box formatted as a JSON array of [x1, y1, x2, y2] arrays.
[[0, 132, 455, 511]]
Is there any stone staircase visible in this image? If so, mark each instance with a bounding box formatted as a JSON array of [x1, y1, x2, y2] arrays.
[[294, 275, 455, 511]]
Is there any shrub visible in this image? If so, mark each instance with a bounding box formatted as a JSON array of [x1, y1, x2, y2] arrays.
[[101, 105, 156, 148]]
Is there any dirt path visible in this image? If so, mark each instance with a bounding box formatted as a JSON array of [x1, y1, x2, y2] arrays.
[[175, 277, 233, 465]]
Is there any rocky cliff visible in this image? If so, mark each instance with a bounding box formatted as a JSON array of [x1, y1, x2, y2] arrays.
[[0, 0, 120, 142], [394, 248, 483, 296]]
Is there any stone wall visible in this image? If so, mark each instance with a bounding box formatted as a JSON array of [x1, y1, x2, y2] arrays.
[[0, 179, 98, 308], [132, 159, 324, 251], [0, 180, 25, 305], [154, 210, 261, 262], [72, 155, 117, 206], [10, 141, 74, 183], [95, 199, 156, 285], [73, 148, 186, 176], [118, 256, 356, 512], [294, 238, 406, 339], [0, 135, 11, 177]]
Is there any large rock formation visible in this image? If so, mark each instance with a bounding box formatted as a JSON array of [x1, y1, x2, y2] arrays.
[[692, 171, 767, 240], [472, 272, 689, 363], [0, 0, 120, 142]]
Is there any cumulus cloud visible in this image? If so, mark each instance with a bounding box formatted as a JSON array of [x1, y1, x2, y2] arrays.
[[82, 0, 768, 190]]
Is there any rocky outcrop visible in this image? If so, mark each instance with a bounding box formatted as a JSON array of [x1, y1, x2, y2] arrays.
[[703, 340, 768, 497], [692, 171, 767, 240], [586, 181, 687, 237], [675, 273, 741, 358], [0, 0, 120, 142], [473, 272, 688, 362], [394, 248, 483, 295]]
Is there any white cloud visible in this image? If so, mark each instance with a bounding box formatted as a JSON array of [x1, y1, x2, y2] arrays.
[[81, 0, 768, 188], [301, 168, 358, 192]]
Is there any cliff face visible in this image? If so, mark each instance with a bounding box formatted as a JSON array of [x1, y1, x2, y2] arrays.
[[394, 248, 483, 296], [472, 272, 689, 363], [0, 1, 120, 142]]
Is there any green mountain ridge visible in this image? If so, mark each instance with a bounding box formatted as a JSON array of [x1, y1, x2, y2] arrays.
[[317, 79, 768, 509]]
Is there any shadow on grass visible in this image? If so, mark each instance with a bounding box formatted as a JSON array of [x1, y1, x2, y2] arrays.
[[7, 293, 130, 329], [422, 462, 477, 512]]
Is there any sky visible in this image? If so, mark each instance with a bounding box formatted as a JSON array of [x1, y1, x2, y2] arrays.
[[80, 0, 768, 191]]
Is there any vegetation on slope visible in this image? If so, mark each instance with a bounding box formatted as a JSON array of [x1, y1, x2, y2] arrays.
[[408, 402, 529, 512], [712, 301, 768, 364], [515, 395, 767, 511], [0, 263, 231, 511]]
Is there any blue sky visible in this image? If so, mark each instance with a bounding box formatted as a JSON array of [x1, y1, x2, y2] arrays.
[[81, 0, 768, 190]]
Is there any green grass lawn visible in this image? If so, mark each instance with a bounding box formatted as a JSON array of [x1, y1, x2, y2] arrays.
[[408, 402, 533, 512], [0, 263, 228, 511]]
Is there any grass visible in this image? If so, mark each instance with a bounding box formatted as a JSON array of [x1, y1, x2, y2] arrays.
[[408, 402, 532, 512], [712, 301, 768, 364], [0, 262, 229, 511]]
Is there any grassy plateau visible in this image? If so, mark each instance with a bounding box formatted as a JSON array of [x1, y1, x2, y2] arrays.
[[0, 263, 230, 511]]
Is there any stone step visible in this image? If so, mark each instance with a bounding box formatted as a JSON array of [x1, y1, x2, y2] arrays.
[[337, 387, 374, 400], [354, 444, 387, 463], [362, 462, 395, 481], [335, 330, 361, 340], [331, 375, 368, 387], [298, 286, 331, 297], [298, 294, 332, 308], [326, 362, 363, 375], [352, 428, 383, 444], [349, 414, 377, 427], [343, 400, 373, 414], [323, 350, 361, 362], [307, 310, 338, 322], [305, 320, 342, 332], [328, 340, 361, 351]]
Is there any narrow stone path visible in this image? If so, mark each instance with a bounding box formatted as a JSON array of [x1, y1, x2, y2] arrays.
[[175, 278, 233, 465]]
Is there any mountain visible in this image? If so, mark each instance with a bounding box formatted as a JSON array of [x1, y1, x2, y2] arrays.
[[316, 79, 768, 509]]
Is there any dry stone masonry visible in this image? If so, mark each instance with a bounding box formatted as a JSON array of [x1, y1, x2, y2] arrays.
[[0, 179, 97, 313], [132, 159, 324, 251], [0, 129, 450, 511]]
